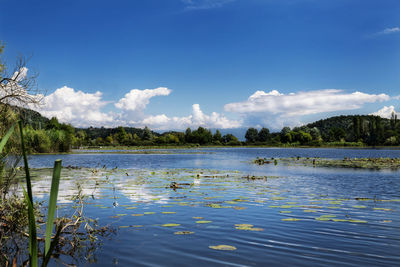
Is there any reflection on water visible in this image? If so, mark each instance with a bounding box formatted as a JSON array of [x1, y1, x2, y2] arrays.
[[25, 148, 400, 266]]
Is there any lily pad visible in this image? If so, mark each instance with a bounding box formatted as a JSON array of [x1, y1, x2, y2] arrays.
[[161, 211, 176, 214], [196, 220, 212, 224], [162, 223, 181, 227], [174, 231, 195, 235], [315, 217, 331, 221], [209, 245, 237, 251], [233, 207, 246, 210], [235, 224, 253, 228], [332, 219, 348, 222], [282, 218, 301, 221]]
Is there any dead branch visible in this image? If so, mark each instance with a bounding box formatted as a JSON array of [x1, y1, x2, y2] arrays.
[[0, 56, 43, 108]]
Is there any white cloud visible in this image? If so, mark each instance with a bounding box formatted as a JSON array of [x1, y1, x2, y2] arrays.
[[35, 86, 114, 127], [115, 87, 171, 111], [225, 89, 390, 129], [136, 104, 241, 130], [380, 27, 400, 35], [182, 0, 235, 10], [371, 27, 400, 37], [34, 86, 240, 130], [225, 89, 389, 115], [370, 106, 399, 119]]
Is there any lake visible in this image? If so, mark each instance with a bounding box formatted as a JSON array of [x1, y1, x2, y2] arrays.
[[27, 148, 400, 266]]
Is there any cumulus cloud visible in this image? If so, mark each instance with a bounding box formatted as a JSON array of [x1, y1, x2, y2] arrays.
[[35, 86, 114, 127], [182, 0, 235, 10], [370, 106, 399, 119], [115, 87, 171, 111], [135, 104, 241, 130], [225, 89, 390, 129], [225, 89, 389, 115], [34, 86, 240, 130]]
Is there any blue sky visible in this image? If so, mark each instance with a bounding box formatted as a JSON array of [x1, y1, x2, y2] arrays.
[[1, 0, 400, 131]]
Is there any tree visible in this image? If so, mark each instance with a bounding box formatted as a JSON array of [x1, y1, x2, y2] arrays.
[[309, 127, 321, 141], [191, 127, 212, 145], [213, 129, 222, 143], [352, 116, 361, 141], [115, 126, 128, 144], [390, 111, 397, 130], [105, 135, 114, 145], [258, 127, 270, 142], [245, 128, 258, 143], [280, 127, 292, 143], [46, 117, 61, 130], [222, 134, 239, 144], [297, 131, 312, 144], [142, 126, 153, 141], [185, 128, 192, 143]]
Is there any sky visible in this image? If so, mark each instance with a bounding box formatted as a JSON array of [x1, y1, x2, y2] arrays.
[[1, 0, 400, 132]]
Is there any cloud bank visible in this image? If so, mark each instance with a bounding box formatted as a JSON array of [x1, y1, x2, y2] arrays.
[[35, 86, 240, 130], [224, 89, 390, 129], [32, 80, 392, 131]]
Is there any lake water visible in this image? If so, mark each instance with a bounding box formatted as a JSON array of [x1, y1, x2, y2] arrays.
[[27, 148, 400, 266]]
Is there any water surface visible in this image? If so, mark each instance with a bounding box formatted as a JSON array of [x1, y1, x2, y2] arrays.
[[27, 148, 400, 266]]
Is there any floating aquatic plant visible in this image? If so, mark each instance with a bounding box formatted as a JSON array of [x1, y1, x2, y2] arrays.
[[209, 245, 237, 251]]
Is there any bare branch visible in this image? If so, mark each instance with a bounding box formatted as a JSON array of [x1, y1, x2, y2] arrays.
[[0, 56, 44, 108]]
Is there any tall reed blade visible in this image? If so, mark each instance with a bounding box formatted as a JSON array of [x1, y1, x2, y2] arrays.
[[0, 122, 16, 153], [18, 120, 38, 267], [44, 159, 62, 256], [18, 120, 34, 203], [23, 186, 38, 267]]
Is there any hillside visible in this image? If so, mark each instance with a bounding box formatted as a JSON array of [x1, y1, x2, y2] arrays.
[[306, 114, 397, 145]]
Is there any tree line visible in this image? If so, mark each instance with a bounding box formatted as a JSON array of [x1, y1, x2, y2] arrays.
[[244, 114, 400, 146], [2, 107, 400, 154]]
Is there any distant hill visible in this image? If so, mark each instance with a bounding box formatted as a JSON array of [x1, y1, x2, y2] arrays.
[[77, 126, 160, 140], [9, 106, 50, 129], [307, 115, 390, 135]]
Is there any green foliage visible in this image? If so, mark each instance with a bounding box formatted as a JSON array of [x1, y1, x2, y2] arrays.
[[245, 128, 258, 143], [258, 128, 270, 142], [222, 134, 240, 145], [213, 130, 222, 143]]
